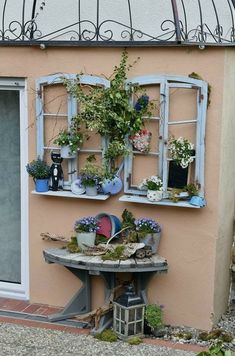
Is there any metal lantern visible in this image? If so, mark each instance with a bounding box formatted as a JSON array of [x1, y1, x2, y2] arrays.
[[113, 285, 145, 340]]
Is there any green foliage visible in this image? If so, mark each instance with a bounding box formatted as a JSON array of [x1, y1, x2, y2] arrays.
[[184, 183, 199, 197], [95, 234, 108, 244], [95, 329, 118, 342], [144, 304, 163, 330], [64, 50, 152, 169], [54, 126, 83, 154], [102, 245, 126, 261], [188, 72, 211, 107], [121, 209, 135, 230], [197, 341, 232, 356], [26, 157, 51, 179], [127, 336, 143, 345]]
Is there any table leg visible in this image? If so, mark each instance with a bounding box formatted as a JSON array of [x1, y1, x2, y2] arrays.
[[48, 267, 91, 322], [134, 271, 156, 304], [91, 272, 115, 333]]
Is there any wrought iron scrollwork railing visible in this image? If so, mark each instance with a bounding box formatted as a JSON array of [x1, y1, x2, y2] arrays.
[[0, 0, 235, 46]]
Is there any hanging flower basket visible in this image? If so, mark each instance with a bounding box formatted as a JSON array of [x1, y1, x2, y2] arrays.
[[129, 129, 152, 153]]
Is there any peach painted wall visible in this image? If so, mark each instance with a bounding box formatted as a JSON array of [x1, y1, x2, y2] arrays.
[[0, 46, 228, 330]]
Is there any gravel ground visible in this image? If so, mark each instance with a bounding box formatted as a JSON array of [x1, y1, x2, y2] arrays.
[[0, 322, 196, 356], [150, 307, 235, 352]]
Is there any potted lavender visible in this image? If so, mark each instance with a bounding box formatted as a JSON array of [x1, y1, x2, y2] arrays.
[[74, 216, 99, 250], [134, 218, 161, 254]]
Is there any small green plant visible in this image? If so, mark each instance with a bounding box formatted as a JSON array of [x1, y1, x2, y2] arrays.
[[121, 209, 135, 230], [185, 183, 199, 197], [197, 341, 232, 356], [26, 157, 51, 180], [144, 304, 164, 330], [188, 72, 211, 107], [95, 329, 117, 342], [127, 336, 143, 345], [102, 245, 126, 261], [79, 157, 104, 187]]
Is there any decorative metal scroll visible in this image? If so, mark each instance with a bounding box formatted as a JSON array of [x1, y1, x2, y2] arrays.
[[0, 0, 235, 46]]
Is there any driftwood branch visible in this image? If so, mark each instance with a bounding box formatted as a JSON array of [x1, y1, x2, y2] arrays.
[[75, 283, 123, 329], [40, 232, 69, 242]]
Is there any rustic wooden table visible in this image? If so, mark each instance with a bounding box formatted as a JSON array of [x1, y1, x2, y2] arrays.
[[43, 248, 168, 330]]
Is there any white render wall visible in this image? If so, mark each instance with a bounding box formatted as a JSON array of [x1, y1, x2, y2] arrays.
[[0, 0, 234, 42]]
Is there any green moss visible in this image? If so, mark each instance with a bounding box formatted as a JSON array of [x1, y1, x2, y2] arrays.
[[66, 236, 81, 253], [95, 329, 118, 342], [175, 332, 192, 340], [96, 234, 108, 244], [198, 331, 209, 341], [102, 245, 126, 261], [127, 336, 143, 345], [220, 332, 233, 343]]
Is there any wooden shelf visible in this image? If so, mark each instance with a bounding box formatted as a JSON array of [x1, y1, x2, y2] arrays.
[[32, 190, 110, 201], [119, 195, 201, 208]]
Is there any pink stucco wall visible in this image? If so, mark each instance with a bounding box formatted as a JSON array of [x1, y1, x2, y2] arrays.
[[0, 45, 231, 330]]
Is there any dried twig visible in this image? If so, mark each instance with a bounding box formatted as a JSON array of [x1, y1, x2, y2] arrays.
[[40, 232, 69, 242]]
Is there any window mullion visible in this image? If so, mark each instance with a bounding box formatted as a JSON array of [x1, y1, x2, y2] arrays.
[[162, 81, 169, 198]]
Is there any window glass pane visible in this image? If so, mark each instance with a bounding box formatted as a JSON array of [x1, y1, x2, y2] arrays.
[[0, 90, 21, 283], [131, 155, 160, 187], [43, 84, 68, 115], [168, 88, 197, 122], [129, 309, 135, 322]]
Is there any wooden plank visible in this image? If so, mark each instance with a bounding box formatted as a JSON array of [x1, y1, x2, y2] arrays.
[[32, 190, 110, 200], [119, 195, 201, 208], [150, 254, 167, 266], [119, 258, 136, 269], [102, 259, 120, 269], [135, 257, 154, 268]]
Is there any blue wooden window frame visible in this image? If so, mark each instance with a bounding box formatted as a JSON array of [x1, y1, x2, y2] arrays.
[[35, 73, 109, 189], [123, 75, 208, 199]]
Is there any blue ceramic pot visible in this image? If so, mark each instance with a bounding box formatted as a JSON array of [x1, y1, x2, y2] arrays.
[[35, 179, 49, 192]]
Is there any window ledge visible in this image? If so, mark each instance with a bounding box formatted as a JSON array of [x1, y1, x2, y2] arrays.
[[119, 195, 202, 208], [31, 190, 110, 201]]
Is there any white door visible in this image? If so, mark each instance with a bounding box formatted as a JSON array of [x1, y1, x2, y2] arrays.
[[0, 79, 29, 299]]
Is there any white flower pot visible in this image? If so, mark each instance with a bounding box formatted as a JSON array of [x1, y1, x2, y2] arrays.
[[141, 232, 161, 254], [60, 145, 77, 159], [85, 186, 98, 196], [76, 232, 96, 250], [147, 190, 162, 202]]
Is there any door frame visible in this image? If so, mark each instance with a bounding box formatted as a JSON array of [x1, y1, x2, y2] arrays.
[[0, 78, 29, 300]]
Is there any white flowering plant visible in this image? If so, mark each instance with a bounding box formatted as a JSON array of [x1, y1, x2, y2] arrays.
[[168, 137, 194, 169], [139, 175, 163, 191], [54, 128, 83, 154]]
